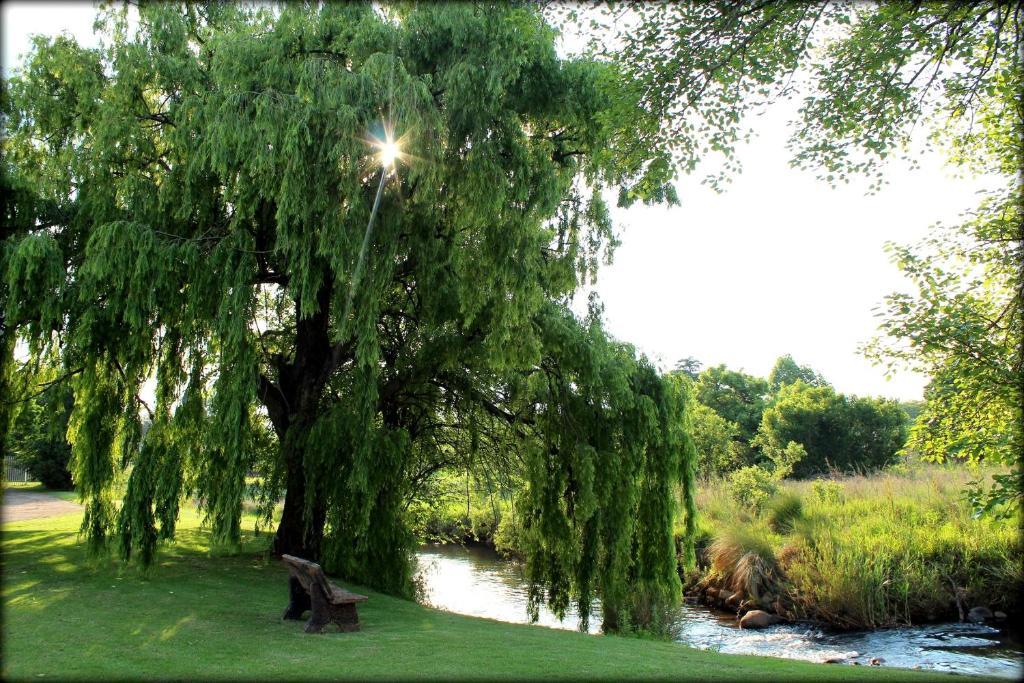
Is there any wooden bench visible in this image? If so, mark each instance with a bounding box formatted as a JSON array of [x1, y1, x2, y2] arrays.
[[281, 554, 368, 633]]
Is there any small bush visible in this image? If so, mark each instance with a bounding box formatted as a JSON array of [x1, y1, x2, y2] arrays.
[[726, 466, 777, 510], [493, 507, 525, 557], [765, 493, 803, 534], [811, 480, 844, 505], [766, 441, 806, 480], [9, 382, 75, 491]]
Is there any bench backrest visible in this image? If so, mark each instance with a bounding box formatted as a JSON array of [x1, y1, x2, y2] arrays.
[[281, 554, 334, 599]]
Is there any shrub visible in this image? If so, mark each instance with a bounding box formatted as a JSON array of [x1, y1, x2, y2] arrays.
[[688, 402, 745, 477], [811, 480, 844, 505], [765, 441, 806, 480], [493, 507, 525, 558], [726, 466, 777, 510], [8, 380, 75, 490]]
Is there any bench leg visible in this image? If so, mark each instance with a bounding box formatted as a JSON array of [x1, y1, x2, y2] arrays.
[[283, 576, 311, 620], [303, 585, 330, 633], [304, 603, 360, 634], [330, 602, 361, 632], [303, 593, 361, 633]]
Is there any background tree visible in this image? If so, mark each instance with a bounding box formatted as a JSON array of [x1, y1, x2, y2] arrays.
[[693, 364, 768, 449], [755, 381, 908, 478], [673, 355, 702, 380], [1, 1, 694, 628], [767, 354, 827, 393], [898, 400, 926, 424], [6, 361, 75, 490], [685, 400, 742, 479]]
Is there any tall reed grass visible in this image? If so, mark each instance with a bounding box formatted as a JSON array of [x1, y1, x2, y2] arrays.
[[685, 462, 1021, 628]]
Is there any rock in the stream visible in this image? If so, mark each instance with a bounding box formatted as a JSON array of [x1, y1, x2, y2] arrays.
[[823, 658, 844, 664], [967, 606, 994, 623], [725, 591, 742, 609], [870, 658, 885, 666], [994, 611, 1007, 620], [739, 610, 781, 629]]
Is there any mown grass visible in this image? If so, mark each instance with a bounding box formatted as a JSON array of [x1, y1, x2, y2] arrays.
[[688, 463, 1022, 629], [1, 491, 991, 681]]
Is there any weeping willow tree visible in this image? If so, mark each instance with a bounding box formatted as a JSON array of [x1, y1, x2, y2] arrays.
[[1, 2, 695, 629]]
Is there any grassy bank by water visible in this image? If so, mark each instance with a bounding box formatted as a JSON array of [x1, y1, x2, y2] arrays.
[[686, 464, 1021, 629], [2, 490, 992, 681]]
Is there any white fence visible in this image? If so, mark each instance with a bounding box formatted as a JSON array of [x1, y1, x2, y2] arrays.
[[4, 457, 32, 483]]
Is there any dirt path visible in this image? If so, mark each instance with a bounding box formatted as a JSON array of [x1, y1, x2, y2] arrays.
[[1, 489, 81, 523]]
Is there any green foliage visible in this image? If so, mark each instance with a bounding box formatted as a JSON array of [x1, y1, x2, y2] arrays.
[[1, 2, 692, 630], [723, 441, 802, 512], [897, 401, 925, 424], [756, 382, 907, 478], [6, 364, 75, 490], [686, 400, 743, 479], [410, 469, 511, 547], [493, 506, 526, 559], [672, 356, 702, 380], [693, 365, 768, 447], [864, 188, 1023, 514], [603, 2, 1019, 189], [767, 355, 827, 394], [763, 441, 806, 481], [725, 466, 777, 512], [811, 480, 844, 506], [604, 1, 1021, 513], [517, 306, 694, 632]]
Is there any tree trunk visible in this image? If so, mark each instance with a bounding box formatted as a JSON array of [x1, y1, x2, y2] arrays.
[[264, 279, 335, 561], [272, 436, 327, 560]]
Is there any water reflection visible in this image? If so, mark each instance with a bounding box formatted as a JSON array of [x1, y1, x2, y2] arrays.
[[415, 544, 1023, 679], [416, 543, 600, 633]]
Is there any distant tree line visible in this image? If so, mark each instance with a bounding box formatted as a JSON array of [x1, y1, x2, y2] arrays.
[[677, 354, 910, 480]]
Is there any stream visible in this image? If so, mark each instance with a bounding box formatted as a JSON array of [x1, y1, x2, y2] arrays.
[[415, 544, 1023, 679]]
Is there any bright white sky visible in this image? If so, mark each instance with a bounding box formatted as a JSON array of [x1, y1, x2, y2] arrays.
[[2, 2, 1000, 401]]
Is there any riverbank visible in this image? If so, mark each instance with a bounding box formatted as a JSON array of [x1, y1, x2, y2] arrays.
[[417, 543, 1023, 678], [1, 494, 988, 681], [684, 464, 1021, 630], [418, 463, 1021, 632]]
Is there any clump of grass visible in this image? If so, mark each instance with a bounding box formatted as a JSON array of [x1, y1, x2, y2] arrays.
[[765, 493, 803, 534], [708, 527, 781, 601]]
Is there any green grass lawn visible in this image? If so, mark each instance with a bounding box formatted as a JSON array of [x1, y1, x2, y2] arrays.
[[1, 494, 997, 681]]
